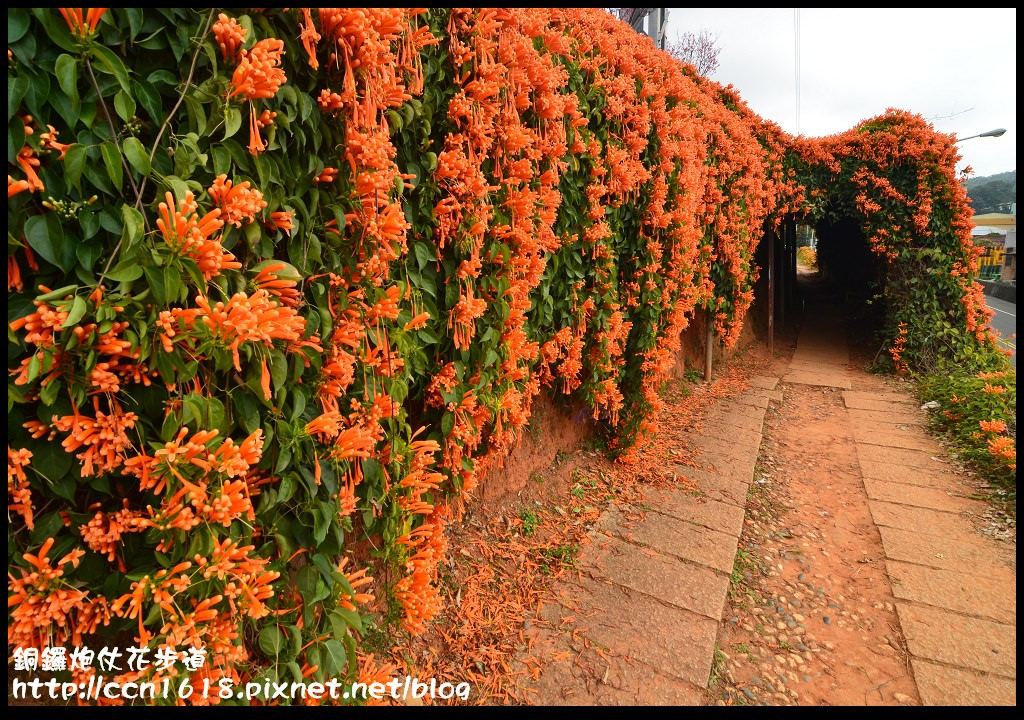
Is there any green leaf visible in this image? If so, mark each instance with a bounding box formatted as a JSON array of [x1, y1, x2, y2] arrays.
[[8, 115, 25, 164], [55, 54, 79, 106], [24, 214, 69, 272], [122, 136, 150, 176], [100, 141, 123, 191], [258, 625, 285, 658], [63, 296, 88, 327], [320, 639, 348, 676], [8, 75, 30, 122], [113, 89, 136, 122], [63, 144, 88, 192], [441, 411, 455, 437], [120, 204, 145, 251], [8, 9, 31, 44], [90, 44, 132, 93], [105, 261, 143, 282], [224, 105, 242, 140]]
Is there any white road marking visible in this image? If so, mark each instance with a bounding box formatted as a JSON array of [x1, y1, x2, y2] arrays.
[[988, 306, 1016, 318]]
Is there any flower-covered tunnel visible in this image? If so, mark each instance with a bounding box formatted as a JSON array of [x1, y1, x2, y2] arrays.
[[7, 8, 1012, 700]]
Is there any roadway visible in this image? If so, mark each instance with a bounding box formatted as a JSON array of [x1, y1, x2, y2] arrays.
[[985, 294, 1016, 368]]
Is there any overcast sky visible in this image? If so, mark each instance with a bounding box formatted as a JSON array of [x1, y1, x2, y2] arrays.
[[664, 8, 1016, 178]]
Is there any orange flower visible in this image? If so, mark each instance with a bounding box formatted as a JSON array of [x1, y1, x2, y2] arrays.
[[267, 210, 294, 235], [987, 436, 1016, 463], [39, 125, 71, 160], [8, 175, 31, 197], [315, 167, 338, 183], [58, 8, 107, 39], [228, 38, 286, 101], [157, 189, 239, 279], [8, 446, 34, 529], [16, 146, 44, 192], [404, 312, 431, 331], [336, 557, 374, 612], [299, 8, 321, 70], [982, 383, 1006, 395], [51, 398, 138, 477], [212, 13, 246, 62], [253, 261, 302, 307], [978, 419, 1007, 434], [207, 174, 267, 227]]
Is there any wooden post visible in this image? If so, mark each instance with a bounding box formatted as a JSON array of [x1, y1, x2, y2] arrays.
[[767, 226, 775, 355], [704, 308, 714, 382], [779, 219, 787, 327], [789, 218, 798, 315]]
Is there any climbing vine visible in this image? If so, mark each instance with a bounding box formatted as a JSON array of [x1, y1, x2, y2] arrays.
[[7, 8, 1007, 705]]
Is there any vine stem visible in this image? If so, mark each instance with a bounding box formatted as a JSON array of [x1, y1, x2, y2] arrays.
[[134, 8, 217, 211], [84, 55, 147, 220], [97, 9, 216, 283]]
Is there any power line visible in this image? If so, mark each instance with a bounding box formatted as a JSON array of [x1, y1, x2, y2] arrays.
[[794, 8, 801, 135]]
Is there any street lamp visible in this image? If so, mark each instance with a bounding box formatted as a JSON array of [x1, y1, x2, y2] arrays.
[[956, 128, 1007, 142]]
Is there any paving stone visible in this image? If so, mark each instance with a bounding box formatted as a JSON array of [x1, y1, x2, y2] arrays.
[[732, 392, 770, 409], [858, 460, 958, 489], [852, 428, 940, 452], [783, 371, 853, 389], [691, 422, 762, 448], [863, 478, 965, 513], [748, 375, 779, 390], [843, 396, 921, 412], [706, 401, 766, 422], [856, 443, 948, 469], [847, 407, 929, 426], [885, 560, 1016, 625], [896, 603, 1016, 677], [843, 390, 918, 406], [877, 526, 1009, 576], [598, 506, 738, 573], [525, 626, 707, 705], [690, 436, 758, 464], [650, 488, 746, 536], [580, 534, 729, 620], [869, 501, 981, 542], [689, 453, 755, 489], [702, 411, 765, 434], [566, 577, 719, 686], [673, 466, 748, 507], [911, 658, 1016, 706], [786, 360, 851, 376]]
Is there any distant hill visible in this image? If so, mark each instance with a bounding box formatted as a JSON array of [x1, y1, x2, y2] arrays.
[[966, 170, 1015, 214]]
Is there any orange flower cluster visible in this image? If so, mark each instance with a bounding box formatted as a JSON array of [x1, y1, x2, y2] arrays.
[[51, 398, 138, 477], [158, 289, 309, 371], [157, 189, 239, 280], [208, 174, 267, 227], [9, 538, 107, 651], [58, 7, 106, 39], [228, 37, 286, 156], [987, 436, 1015, 470], [212, 12, 246, 62], [7, 446, 34, 529]]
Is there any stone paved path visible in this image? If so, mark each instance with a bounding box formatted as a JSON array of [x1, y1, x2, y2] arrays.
[[519, 380, 778, 704], [846, 384, 1016, 704], [519, 284, 1015, 705], [783, 288, 1016, 705]]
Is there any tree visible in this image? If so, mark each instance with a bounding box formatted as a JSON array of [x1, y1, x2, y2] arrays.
[[666, 29, 721, 77]]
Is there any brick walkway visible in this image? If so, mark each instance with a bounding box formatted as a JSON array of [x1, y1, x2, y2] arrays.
[[783, 291, 1016, 705], [519, 289, 1015, 705], [518, 379, 778, 704], [847, 384, 1017, 704]]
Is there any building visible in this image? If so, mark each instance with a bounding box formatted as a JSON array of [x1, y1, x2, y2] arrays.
[[612, 8, 668, 49], [970, 212, 1015, 282], [1002, 229, 1016, 283]]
